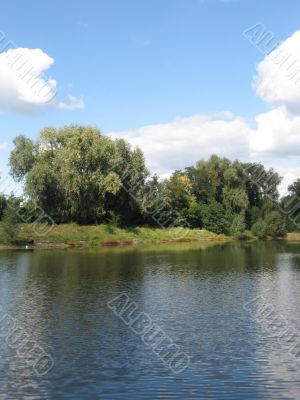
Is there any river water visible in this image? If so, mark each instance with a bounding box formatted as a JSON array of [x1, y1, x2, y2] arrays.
[[0, 241, 300, 399]]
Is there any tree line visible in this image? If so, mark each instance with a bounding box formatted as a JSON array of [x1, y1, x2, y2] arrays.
[[1, 124, 300, 239]]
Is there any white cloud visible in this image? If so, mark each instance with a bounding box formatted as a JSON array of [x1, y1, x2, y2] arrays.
[[255, 30, 300, 111], [56, 95, 85, 110], [0, 143, 5, 150], [0, 48, 84, 114], [276, 165, 300, 195], [109, 113, 252, 176], [249, 30, 300, 175], [251, 106, 300, 157]]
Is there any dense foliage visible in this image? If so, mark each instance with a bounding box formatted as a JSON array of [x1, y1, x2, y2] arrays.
[[9, 125, 148, 225], [2, 124, 297, 238], [0, 206, 20, 243]]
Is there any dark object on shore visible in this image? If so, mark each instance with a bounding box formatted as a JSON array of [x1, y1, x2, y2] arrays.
[[11, 238, 35, 247], [25, 238, 35, 250], [26, 237, 35, 245]]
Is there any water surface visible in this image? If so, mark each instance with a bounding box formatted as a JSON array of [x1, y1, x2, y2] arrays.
[[0, 241, 300, 399]]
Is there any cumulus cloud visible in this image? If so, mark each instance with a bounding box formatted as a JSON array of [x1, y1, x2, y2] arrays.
[[0, 48, 84, 114], [255, 30, 300, 111], [0, 143, 5, 150], [251, 106, 300, 157], [109, 113, 252, 176], [250, 30, 300, 163], [276, 165, 300, 195]]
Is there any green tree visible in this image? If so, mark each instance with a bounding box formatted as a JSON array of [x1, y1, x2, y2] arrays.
[[9, 129, 287, 236], [223, 162, 249, 214], [140, 175, 164, 226], [9, 125, 148, 225], [183, 203, 203, 228], [0, 195, 7, 220], [105, 142, 148, 225], [144, 172, 196, 229], [242, 163, 281, 201], [281, 179, 300, 232], [223, 187, 249, 213], [9, 136, 36, 181], [185, 155, 230, 204], [265, 211, 286, 238]]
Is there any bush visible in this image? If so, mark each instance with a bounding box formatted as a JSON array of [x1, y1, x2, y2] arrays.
[[230, 213, 246, 239], [184, 203, 202, 228], [1, 206, 20, 243], [201, 201, 231, 234], [265, 211, 286, 238], [248, 206, 261, 227], [251, 219, 267, 239], [251, 212, 286, 239]]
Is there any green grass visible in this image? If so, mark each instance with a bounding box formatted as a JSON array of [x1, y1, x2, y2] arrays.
[[0, 222, 233, 247]]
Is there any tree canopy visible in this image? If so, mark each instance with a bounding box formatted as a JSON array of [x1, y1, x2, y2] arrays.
[[9, 125, 148, 225], [5, 124, 293, 238]]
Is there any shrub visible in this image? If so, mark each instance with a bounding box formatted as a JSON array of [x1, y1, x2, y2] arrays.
[[265, 211, 286, 238], [249, 206, 261, 227], [230, 213, 246, 239], [1, 206, 20, 243], [184, 203, 202, 228], [106, 211, 121, 227], [201, 201, 231, 234], [251, 219, 267, 239]]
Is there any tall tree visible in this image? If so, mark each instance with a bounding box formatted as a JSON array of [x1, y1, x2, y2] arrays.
[[9, 125, 148, 225]]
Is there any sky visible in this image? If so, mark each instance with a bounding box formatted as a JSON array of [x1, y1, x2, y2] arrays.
[[1, 0, 300, 195]]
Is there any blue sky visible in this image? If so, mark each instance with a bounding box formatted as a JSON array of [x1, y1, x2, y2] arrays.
[[1, 0, 300, 193]]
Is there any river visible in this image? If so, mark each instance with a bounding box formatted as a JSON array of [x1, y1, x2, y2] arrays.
[[0, 241, 299, 399]]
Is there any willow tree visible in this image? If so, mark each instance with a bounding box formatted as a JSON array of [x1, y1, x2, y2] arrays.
[[9, 125, 148, 225]]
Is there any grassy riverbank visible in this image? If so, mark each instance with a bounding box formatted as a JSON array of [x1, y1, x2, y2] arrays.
[[285, 233, 300, 241], [0, 223, 233, 248], [2, 223, 297, 249]]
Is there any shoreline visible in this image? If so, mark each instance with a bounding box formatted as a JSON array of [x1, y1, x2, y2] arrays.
[[1, 235, 297, 251], [0, 235, 234, 250], [0, 223, 298, 251], [0, 223, 234, 250]]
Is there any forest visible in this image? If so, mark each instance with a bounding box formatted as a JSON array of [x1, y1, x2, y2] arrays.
[[1, 124, 300, 239]]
